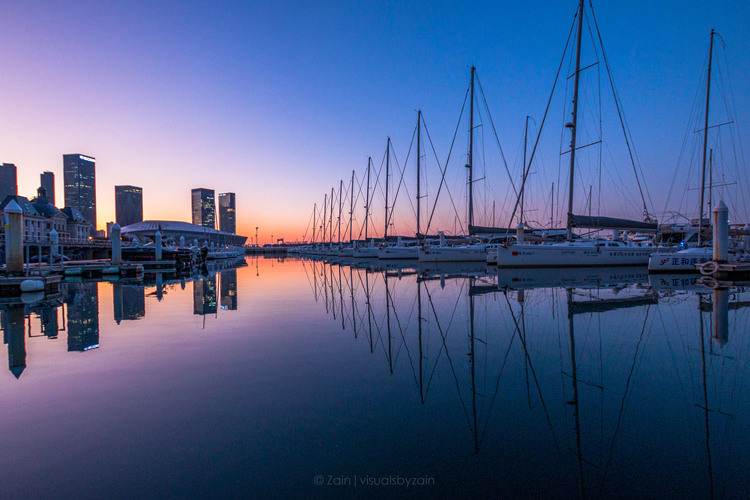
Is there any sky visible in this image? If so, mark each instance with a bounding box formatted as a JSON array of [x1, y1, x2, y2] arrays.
[[0, 0, 748, 243]]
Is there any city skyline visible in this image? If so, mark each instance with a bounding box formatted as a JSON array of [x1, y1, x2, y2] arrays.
[[0, 1, 748, 243]]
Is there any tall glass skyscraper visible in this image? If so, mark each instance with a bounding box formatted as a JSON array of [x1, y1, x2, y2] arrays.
[[40, 171, 55, 205], [191, 188, 215, 229], [0, 163, 18, 201], [218, 192, 236, 234], [115, 185, 143, 227], [63, 154, 96, 232]]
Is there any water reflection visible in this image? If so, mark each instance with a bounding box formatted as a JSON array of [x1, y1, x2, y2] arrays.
[[303, 257, 750, 497]]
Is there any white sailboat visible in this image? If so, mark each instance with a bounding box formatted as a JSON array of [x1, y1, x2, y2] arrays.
[[495, 0, 656, 268], [649, 29, 744, 273], [418, 66, 490, 263]]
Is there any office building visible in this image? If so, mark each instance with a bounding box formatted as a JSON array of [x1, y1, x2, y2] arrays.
[[40, 171, 55, 205], [191, 188, 215, 229], [63, 154, 96, 232], [193, 276, 217, 316], [220, 269, 237, 310], [218, 192, 236, 234], [0, 163, 17, 201], [115, 185, 143, 227]]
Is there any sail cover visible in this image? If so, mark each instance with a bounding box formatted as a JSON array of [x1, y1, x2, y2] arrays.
[[569, 214, 658, 232]]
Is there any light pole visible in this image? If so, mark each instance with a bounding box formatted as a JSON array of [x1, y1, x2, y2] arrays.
[[255, 227, 258, 246]]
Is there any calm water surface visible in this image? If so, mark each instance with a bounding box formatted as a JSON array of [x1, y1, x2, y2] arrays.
[[1, 256, 749, 498]]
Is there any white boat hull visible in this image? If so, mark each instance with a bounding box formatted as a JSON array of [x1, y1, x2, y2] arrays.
[[353, 247, 379, 258], [378, 246, 418, 259], [419, 245, 487, 262], [495, 243, 652, 268], [647, 248, 724, 273]]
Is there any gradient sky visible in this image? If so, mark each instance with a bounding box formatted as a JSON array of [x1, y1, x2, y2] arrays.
[[0, 0, 748, 243]]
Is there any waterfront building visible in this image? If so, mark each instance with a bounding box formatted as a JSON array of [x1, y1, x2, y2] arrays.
[[120, 220, 247, 246], [218, 192, 236, 234], [63, 154, 96, 232], [0, 189, 81, 242], [115, 185, 143, 227], [191, 188, 215, 229], [40, 171, 55, 205], [0, 163, 17, 201]]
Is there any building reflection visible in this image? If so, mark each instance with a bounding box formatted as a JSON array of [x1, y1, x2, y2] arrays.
[[220, 269, 237, 310], [2, 304, 26, 379], [193, 275, 217, 315], [62, 282, 99, 352], [123, 285, 146, 320]]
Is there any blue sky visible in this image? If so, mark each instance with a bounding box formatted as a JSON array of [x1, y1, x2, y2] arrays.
[[0, 0, 747, 241]]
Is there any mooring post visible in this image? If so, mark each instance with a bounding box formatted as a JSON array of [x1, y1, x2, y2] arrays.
[[155, 230, 163, 261], [712, 200, 728, 263], [516, 223, 525, 243], [4, 200, 23, 276], [111, 223, 122, 265]]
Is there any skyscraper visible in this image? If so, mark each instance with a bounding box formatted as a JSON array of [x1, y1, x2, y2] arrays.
[[218, 192, 236, 234], [63, 154, 96, 232], [0, 163, 18, 201], [40, 171, 55, 205], [115, 185, 143, 227], [191, 188, 215, 229]]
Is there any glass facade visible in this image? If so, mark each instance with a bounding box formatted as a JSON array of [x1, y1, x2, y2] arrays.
[[40, 171, 55, 205], [115, 185, 143, 227], [0, 163, 18, 201], [191, 188, 215, 229], [63, 154, 96, 233], [218, 192, 236, 234]]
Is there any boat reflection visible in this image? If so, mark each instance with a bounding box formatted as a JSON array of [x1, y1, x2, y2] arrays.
[[305, 258, 750, 496]]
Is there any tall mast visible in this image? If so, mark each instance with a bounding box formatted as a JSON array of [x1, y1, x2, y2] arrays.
[[417, 110, 422, 237], [365, 157, 371, 240], [468, 66, 476, 229], [698, 29, 715, 246], [350, 170, 354, 243], [385, 138, 390, 240], [323, 193, 327, 245], [313, 203, 317, 244], [566, 0, 585, 241], [338, 180, 342, 245], [329, 187, 333, 244], [521, 115, 529, 225]]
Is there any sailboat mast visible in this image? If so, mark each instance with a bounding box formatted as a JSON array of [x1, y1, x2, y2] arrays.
[[365, 157, 371, 240], [338, 179, 342, 245], [329, 187, 334, 244], [468, 66, 476, 229], [323, 193, 327, 245], [521, 115, 529, 225], [708, 149, 713, 211], [385, 138, 390, 240], [698, 29, 715, 246], [566, 0, 585, 241], [313, 203, 316, 244], [350, 170, 354, 244], [417, 110, 422, 237]]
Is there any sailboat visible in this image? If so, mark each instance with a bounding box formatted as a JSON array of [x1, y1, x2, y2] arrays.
[[494, 0, 656, 268], [379, 111, 423, 260], [418, 66, 491, 263], [648, 30, 743, 273]]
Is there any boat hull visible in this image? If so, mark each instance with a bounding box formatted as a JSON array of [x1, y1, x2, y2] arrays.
[[418, 246, 487, 262], [495, 243, 652, 268], [647, 248, 722, 273], [378, 246, 418, 259]]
